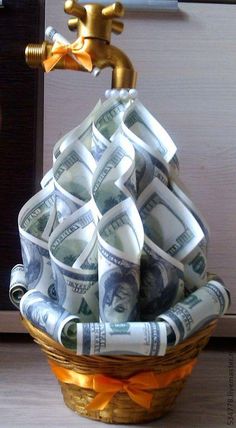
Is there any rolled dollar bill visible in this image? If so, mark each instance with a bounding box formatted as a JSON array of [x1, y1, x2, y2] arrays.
[[137, 178, 204, 261], [111, 121, 170, 196], [18, 183, 56, 298], [76, 321, 167, 356], [49, 201, 99, 321], [9, 264, 28, 308], [53, 100, 101, 161], [53, 141, 96, 222], [123, 99, 177, 163], [91, 96, 130, 161], [20, 289, 80, 349], [158, 280, 230, 345], [140, 236, 184, 321], [92, 138, 136, 218], [98, 198, 144, 323]]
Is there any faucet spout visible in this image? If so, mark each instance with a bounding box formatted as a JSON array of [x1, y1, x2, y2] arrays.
[[99, 43, 137, 89]]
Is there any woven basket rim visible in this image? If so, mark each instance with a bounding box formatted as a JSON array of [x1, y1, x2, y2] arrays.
[[21, 315, 217, 360]]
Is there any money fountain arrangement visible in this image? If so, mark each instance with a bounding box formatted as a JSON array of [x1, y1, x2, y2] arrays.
[[10, 94, 230, 357]]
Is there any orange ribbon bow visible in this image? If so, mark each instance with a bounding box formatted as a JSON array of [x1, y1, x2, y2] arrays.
[[49, 358, 197, 411], [43, 38, 93, 73]]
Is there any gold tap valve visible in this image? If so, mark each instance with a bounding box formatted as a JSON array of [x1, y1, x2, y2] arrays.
[[25, 1, 137, 89]]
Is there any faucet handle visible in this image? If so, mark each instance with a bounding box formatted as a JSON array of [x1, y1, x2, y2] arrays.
[[68, 17, 79, 31], [102, 2, 124, 19], [112, 20, 124, 35], [64, 0, 86, 19], [102, 3, 124, 36]]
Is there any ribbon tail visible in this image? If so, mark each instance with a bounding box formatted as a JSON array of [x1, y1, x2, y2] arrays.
[[43, 54, 63, 73], [126, 386, 153, 410], [86, 391, 116, 411], [74, 52, 93, 72]]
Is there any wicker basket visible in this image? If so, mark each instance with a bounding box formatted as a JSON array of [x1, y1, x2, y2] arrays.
[[22, 317, 217, 424]]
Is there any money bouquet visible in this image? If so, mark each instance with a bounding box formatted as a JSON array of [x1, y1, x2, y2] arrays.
[[10, 93, 230, 423]]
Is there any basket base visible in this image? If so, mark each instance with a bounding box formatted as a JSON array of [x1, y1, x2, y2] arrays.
[[60, 380, 186, 424]]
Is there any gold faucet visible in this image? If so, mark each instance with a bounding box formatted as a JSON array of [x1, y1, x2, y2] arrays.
[[25, 0, 137, 89]]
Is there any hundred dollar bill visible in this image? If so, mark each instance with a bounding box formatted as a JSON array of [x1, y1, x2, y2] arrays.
[[49, 202, 99, 321], [40, 168, 53, 189], [170, 175, 210, 290], [123, 99, 177, 163], [76, 321, 167, 356], [182, 244, 208, 292], [98, 198, 144, 323], [53, 141, 96, 222], [170, 175, 210, 244], [158, 280, 230, 345], [18, 183, 55, 241], [18, 183, 56, 298], [53, 100, 101, 161], [9, 264, 28, 308], [49, 201, 97, 268], [39, 176, 58, 239], [91, 96, 130, 161], [92, 138, 136, 218], [18, 235, 56, 299], [169, 153, 180, 177], [112, 121, 170, 195], [20, 289, 80, 349], [137, 178, 204, 261], [140, 235, 184, 321]]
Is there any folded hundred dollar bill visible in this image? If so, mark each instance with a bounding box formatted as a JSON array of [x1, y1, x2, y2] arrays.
[[18, 182, 56, 298], [98, 197, 144, 323], [53, 100, 101, 161], [53, 141, 96, 223], [49, 201, 99, 321], [92, 138, 136, 219], [137, 177, 204, 261], [123, 99, 177, 163], [140, 236, 184, 321], [91, 96, 130, 161], [111, 121, 170, 196], [169, 174, 210, 291]]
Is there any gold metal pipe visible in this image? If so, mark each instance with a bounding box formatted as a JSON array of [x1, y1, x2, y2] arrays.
[[25, 39, 137, 88], [25, 1, 137, 89]]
